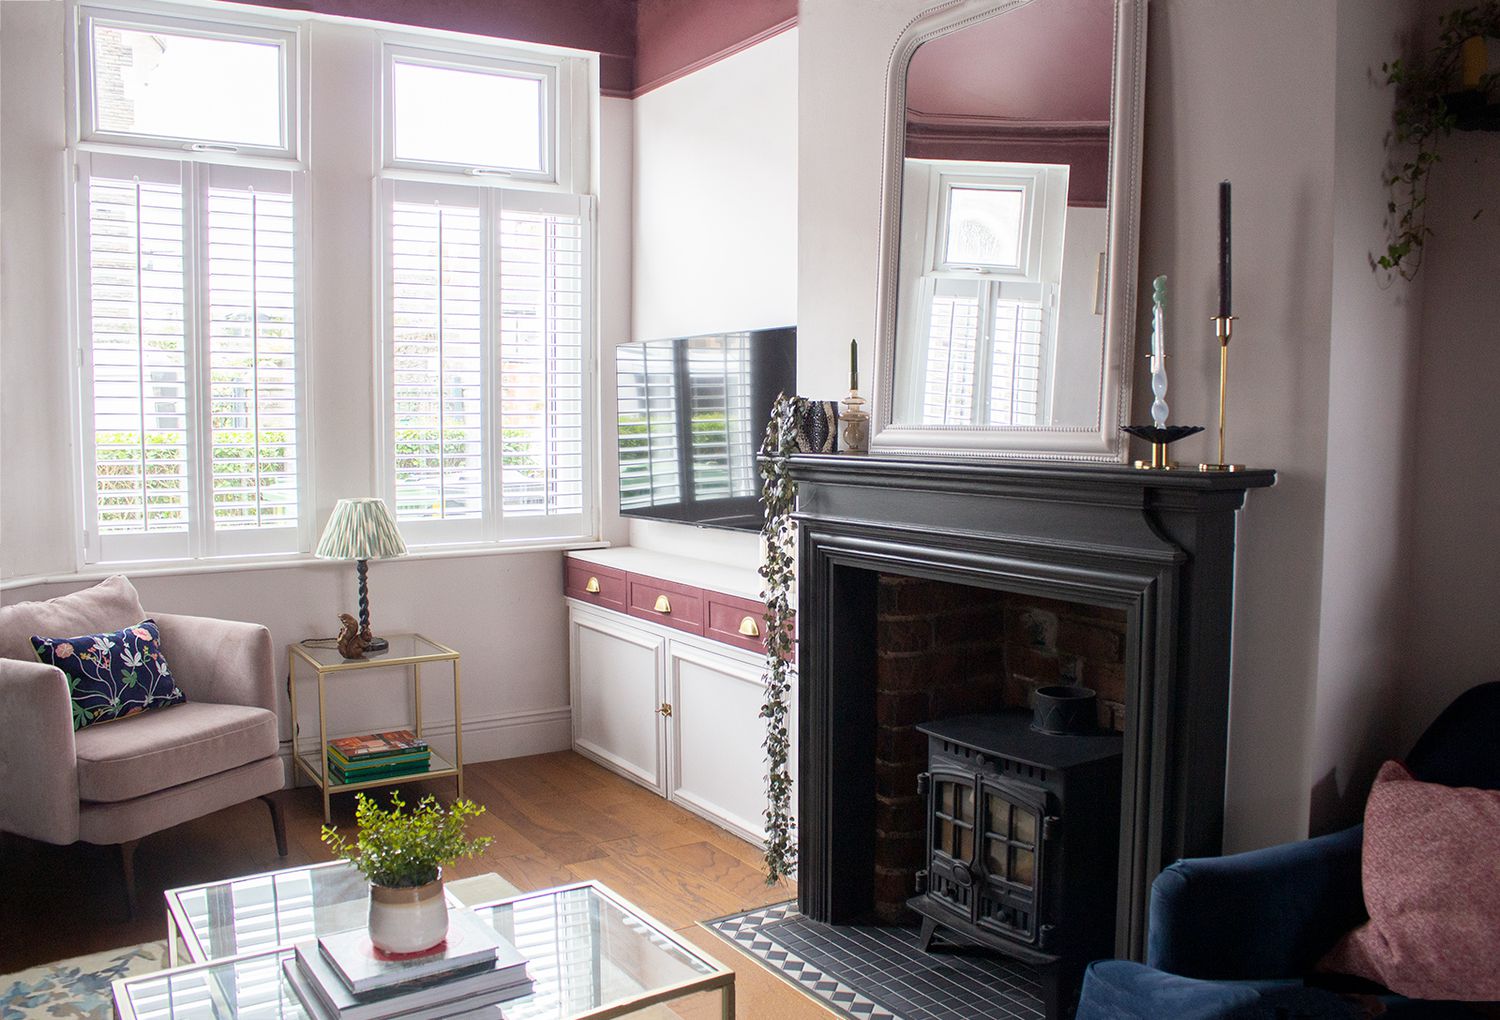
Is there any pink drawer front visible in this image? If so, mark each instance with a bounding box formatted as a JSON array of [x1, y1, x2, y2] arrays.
[[627, 575, 704, 636], [705, 592, 771, 654], [565, 560, 628, 612]]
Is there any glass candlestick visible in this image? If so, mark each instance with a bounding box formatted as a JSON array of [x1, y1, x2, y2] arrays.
[[840, 390, 869, 453]]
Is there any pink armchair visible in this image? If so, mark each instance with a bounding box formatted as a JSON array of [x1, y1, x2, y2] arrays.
[[0, 575, 286, 911]]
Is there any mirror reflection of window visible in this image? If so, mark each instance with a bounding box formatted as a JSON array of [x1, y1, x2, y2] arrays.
[[687, 333, 755, 501], [616, 340, 680, 510], [908, 162, 1067, 427]]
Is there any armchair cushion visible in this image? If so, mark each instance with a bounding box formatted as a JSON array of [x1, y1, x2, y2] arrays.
[[32, 619, 185, 730], [1076, 961, 1358, 1020], [75, 701, 277, 803], [1320, 760, 1500, 1001], [0, 575, 146, 661]]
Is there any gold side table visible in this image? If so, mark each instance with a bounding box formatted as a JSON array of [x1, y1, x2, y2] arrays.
[[288, 633, 463, 822]]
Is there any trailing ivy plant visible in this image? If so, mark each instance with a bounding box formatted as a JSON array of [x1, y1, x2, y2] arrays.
[[322, 792, 494, 888], [758, 394, 800, 884], [1380, 2, 1499, 280]]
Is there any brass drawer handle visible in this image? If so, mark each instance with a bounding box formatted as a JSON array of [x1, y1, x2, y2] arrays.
[[585, 576, 601, 594], [737, 615, 761, 638], [659, 702, 673, 717], [654, 594, 671, 614]]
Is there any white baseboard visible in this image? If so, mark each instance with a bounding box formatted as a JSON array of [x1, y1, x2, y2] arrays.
[[277, 706, 572, 788]]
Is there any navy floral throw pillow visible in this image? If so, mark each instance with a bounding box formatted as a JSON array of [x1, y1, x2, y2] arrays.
[[31, 620, 186, 731]]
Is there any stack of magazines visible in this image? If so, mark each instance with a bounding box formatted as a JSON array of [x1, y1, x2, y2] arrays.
[[283, 909, 532, 1020]]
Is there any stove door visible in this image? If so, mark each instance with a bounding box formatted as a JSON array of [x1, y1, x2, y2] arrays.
[[924, 767, 979, 919], [975, 775, 1050, 946]]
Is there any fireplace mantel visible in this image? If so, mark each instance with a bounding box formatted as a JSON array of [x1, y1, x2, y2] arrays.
[[789, 453, 1275, 959]]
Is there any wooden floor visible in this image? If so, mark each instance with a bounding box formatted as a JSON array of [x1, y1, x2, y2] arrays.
[[0, 751, 833, 1018]]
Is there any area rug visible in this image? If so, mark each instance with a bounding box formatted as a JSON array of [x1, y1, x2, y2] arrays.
[[705, 901, 1045, 1020], [0, 872, 519, 1020], [1, 941, 169, 1020]]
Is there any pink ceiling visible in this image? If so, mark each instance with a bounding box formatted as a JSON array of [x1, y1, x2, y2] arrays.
[[905, 0, 1113, 124]]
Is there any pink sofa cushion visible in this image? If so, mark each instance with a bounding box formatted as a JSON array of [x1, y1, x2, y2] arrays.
[[0, 576, 147, 662], [1320, 759, 1500, 1000], [74, 701, 278, 803]]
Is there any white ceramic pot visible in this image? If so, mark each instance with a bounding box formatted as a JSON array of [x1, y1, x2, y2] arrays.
[[368, 871, 448, 955]]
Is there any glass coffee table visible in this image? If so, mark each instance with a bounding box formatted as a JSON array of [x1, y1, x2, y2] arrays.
[[122, 878, 735, 1020]]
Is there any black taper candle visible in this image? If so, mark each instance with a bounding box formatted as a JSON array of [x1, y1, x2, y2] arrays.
[[1218, 180, 1232, 318]]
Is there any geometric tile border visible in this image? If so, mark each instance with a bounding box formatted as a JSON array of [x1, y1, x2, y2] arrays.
[[706, 902, 1045, 1020]]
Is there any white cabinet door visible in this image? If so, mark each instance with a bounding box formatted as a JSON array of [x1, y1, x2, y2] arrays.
[[570, 607, 667, 795], [668, 642, 769, 845]]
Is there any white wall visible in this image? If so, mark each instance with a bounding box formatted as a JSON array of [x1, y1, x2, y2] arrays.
[[799, 0, 1360, 851], [626, 28, 798, 568], [1307, 0, 1425, 831], [0, 5, 635, 767]]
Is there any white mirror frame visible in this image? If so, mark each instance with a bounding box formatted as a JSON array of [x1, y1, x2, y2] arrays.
[[870, 0, 1148, 462]]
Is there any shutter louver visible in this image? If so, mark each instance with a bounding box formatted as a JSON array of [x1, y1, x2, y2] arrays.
[[989, 298, 1044, 426], [499, 207, 584, 519], [87, 171, 191, 538], [687, 333, 754, 500], [922, 288, 980, 426], [207, 177, 299, 531], [390, 198, 485, 523]]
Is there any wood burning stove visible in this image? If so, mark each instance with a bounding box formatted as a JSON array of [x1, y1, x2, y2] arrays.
[[910, 713, 1123, 1019]]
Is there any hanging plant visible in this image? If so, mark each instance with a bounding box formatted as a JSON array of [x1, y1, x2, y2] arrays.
[[1380, 2, 1499, 280], [758, 394, 800, 884]]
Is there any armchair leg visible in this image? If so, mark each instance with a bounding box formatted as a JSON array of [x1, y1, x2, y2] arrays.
[[115, 839, 140, 920], [261, 794, 288, 857]]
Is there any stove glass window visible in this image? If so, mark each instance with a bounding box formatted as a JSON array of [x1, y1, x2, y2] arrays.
[[935, 779, 975, 862], [984, 793, 1038, 889]]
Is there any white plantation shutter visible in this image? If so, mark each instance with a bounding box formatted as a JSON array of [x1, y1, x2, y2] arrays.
[[382, 183, 591, 544], [615, 340, 681, 510], [989, 297, 1045, 426], [388, 185, 485, 533], [921, 281, 981, 426], [205, 166, 301, 541], [84, 158, 192, 561], [78, 154, 304, 563], [686, 333, 755, 500], [498, 192, 587, 531]]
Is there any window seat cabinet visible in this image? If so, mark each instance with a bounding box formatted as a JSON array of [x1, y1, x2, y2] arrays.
[[565, 549, 782, 846]]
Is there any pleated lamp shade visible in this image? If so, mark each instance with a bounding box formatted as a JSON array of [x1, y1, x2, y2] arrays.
[[314, 498, 408, 561]]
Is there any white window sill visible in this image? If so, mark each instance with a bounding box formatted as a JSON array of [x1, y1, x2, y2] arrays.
[[0, 538, 610, 592]]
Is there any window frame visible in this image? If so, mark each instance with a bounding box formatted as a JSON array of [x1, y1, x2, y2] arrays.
[[73, 150, 312, 565], [381, 42, 565, 185], [76, 3, 302, 162], [375, 178, 596, 549]]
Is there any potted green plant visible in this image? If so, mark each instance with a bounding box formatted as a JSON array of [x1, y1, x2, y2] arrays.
[[322, 792, 494, 954]]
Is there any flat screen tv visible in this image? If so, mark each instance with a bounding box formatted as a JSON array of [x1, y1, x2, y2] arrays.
[[617, 327, 796, 532]]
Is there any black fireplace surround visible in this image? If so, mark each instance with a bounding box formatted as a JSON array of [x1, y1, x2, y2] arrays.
[[790, 453, 1274, 960]]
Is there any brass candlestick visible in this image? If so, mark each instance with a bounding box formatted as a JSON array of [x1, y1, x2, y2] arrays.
[[1200, 315, 1243, 472]]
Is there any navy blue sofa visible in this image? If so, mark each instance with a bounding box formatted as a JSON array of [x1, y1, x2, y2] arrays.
[[1076, 682, 1500, 1020]]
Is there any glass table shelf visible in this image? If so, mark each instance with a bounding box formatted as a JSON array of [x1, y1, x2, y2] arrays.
[[124, 881, 735, 1020]]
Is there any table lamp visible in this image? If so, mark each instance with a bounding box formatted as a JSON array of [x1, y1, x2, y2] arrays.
[[315, 497, 408, 653]]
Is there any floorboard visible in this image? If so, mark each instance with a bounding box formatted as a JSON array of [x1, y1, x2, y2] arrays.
[[0, 751, 829, 1017]]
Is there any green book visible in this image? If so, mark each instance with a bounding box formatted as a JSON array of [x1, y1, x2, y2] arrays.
[[326, 746, 430, 770], [328, 758, 430, 784]]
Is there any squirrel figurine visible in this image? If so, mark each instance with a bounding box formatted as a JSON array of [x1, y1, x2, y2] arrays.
[[336, 613, 369, 660]]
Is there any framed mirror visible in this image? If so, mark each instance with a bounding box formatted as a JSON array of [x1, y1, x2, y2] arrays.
[[871, 0, 1147, 461]]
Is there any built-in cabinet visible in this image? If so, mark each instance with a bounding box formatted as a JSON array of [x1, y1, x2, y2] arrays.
[[566, 549, 784, 846]]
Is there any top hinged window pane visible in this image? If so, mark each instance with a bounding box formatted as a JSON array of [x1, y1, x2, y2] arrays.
[[944, 186, 1025, 268], [385, 46, 556, 180], [81, 7, 297, 158]]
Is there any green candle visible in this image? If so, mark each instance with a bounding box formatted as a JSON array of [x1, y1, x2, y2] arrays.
[[850, 339, 858, 391]]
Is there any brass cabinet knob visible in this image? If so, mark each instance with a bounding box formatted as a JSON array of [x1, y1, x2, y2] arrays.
[[585, 576, 601, 594], [737, 615, 761, 637], [653, 594, 671, 614], [658, 702, 673, 717]]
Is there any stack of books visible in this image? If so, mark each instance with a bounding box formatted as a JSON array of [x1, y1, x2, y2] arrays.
[[327, 731, 431, 786], [283, 908, 532, 1020]]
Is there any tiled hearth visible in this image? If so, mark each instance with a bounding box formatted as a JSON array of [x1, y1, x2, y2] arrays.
[[711, 901, 1045, 1020]]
